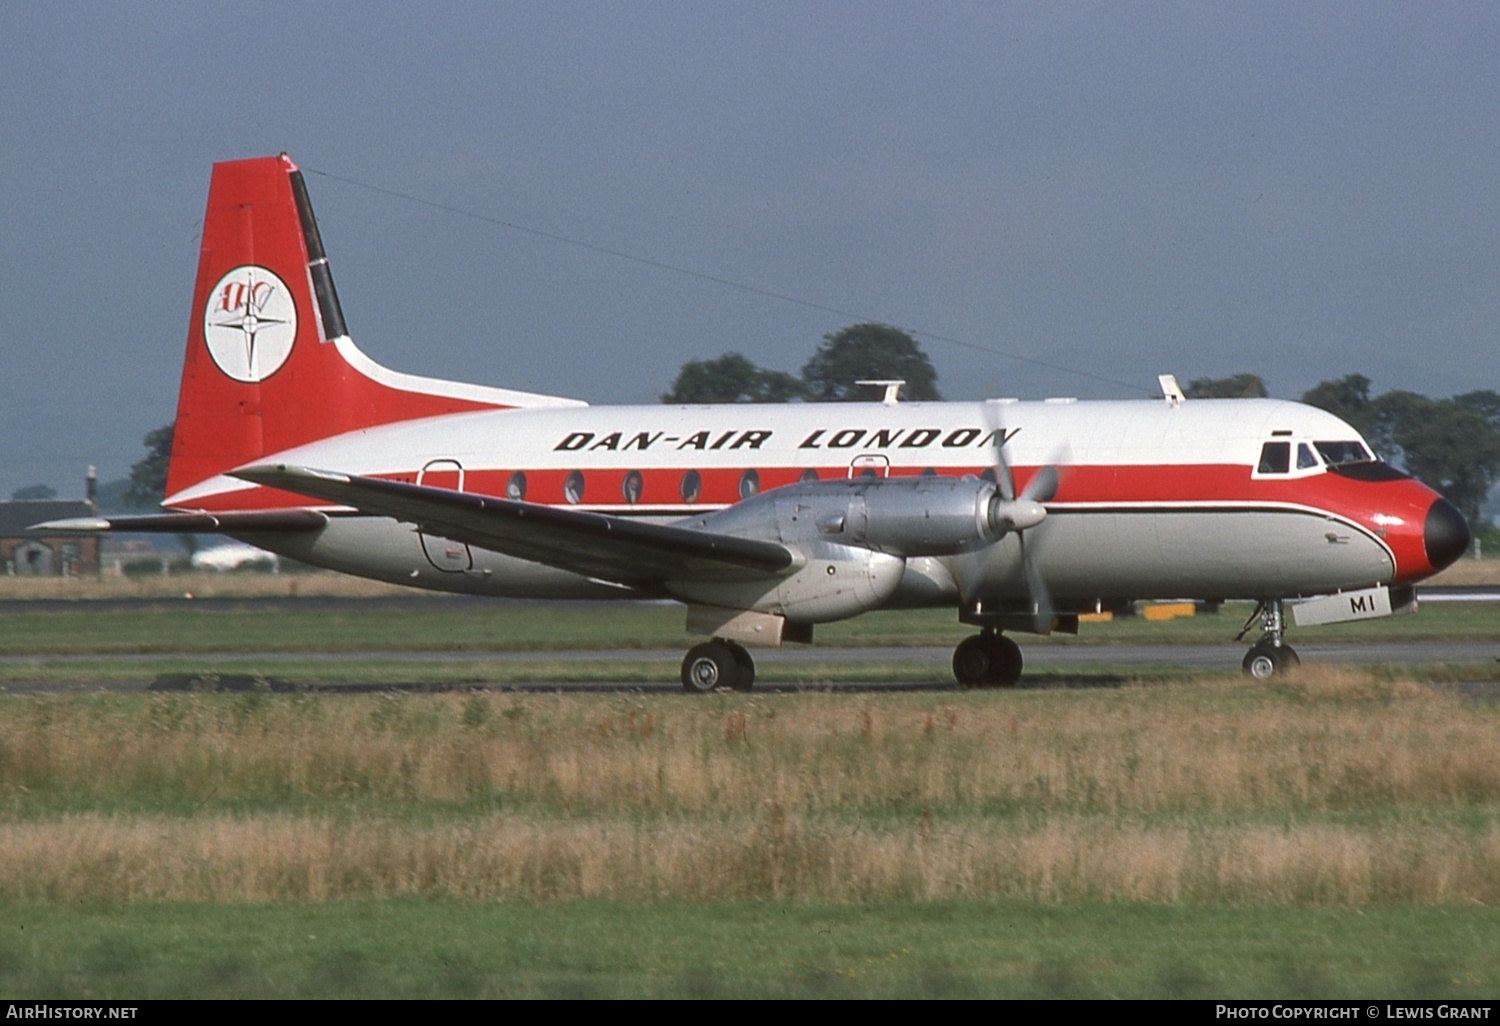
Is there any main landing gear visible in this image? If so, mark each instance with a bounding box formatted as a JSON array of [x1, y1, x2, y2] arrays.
[[952, 629, 1023, 688], [1237, 599, 1301, 681], [681, 639, 756, 693]]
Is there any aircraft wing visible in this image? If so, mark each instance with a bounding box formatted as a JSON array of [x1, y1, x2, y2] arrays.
[[232, 463, 797, 587]]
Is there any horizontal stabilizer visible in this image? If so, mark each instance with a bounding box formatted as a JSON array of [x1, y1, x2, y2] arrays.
[[30, 510, 329, 533], [232, 464, 796, 587]]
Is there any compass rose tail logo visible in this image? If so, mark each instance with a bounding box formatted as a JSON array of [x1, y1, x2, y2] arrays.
[[204, 265, 297, 382]]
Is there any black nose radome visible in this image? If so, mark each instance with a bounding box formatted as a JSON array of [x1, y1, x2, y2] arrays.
[[1424, 498, 1471, 572]]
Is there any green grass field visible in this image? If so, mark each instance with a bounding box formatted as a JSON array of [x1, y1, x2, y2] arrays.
[[0, 596, 1497, 998], [5, 900, 1498, 999]]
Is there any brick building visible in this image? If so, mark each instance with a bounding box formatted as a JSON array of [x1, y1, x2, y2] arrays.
[[0, 501, 101, 576]]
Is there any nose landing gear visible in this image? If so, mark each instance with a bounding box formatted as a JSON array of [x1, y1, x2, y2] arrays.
[[1237, 599, 1300, 680]]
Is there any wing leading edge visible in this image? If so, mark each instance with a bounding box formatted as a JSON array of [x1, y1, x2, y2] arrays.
[[232, 464, 797, 587], [29, 510, 330, 533]]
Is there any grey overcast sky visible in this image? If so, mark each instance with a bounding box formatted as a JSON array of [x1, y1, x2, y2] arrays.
[[3, 1, 1498, 497]]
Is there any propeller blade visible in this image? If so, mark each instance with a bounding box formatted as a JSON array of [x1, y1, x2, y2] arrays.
[[1021, 534, 1055, 635], [1021, 464, 1059, 503], [1018, 442, 1072, 503], [981, 400, 1016, 501]]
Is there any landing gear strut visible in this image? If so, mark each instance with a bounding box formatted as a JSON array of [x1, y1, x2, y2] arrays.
[[952, 629, 1023, 688], [1237, 599, 1301, 680], [681, 639, 756, 693]]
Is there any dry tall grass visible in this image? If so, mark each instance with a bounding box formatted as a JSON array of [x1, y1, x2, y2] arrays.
[[2, 676, 1497, 905], [1426, 557, 1500, 587], [4, 814, 1498, 906]]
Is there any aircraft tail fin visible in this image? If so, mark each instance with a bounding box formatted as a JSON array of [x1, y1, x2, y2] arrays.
[[165, 154, 582, 504]]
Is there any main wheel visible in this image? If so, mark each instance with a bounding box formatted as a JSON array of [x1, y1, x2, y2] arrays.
[[990, 634, 1023, 686], [953, 633, 1023, 688], [681, 641, 740, 693], [1242, 642, 1300, 680], [953, 634, 993, 688], [725, 640, 756, 692]]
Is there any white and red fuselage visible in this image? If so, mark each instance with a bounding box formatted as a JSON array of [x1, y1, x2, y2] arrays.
[[174, 395, 1459, 608]]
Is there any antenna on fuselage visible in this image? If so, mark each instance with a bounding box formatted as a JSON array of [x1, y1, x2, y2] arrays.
[[856, 379, 906, 405], [1158, 374, 1186, 407]]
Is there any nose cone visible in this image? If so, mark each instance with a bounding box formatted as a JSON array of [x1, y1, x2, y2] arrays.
[[1424, 498, 1471, 573]]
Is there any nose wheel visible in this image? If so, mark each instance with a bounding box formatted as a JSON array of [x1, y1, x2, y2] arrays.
[[953, 630, 1023, 688], [1237, 599, 1300, 680], [1242, 641, 1300, 680]]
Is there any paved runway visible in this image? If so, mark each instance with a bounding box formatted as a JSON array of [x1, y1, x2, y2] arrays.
[[4, 639, 1497, 694]]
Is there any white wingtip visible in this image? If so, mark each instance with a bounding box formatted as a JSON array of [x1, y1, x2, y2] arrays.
[[28, 517, 111, 532]]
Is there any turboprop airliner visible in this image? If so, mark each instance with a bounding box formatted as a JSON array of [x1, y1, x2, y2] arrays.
[[39, 154, 1472, 690]]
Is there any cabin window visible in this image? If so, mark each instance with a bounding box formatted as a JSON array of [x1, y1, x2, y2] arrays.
[[564, 471, 585, 504], [1257, 442, 1290, 475], [799, 468, 819, 483], [506, 471, 527, 501], [738, 468, 760, 499], [680, 469, 701, 504], [622, 470, 643, 505], [979, 467, 998, 484]]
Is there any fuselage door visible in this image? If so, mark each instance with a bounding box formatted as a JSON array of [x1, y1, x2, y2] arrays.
[[416, 459, 473, 572]]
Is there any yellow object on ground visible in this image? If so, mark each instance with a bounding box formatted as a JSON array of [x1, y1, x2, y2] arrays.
[[1143, 602, 1197, 622]]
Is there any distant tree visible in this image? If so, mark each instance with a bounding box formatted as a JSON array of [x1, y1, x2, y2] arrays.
[[1453, 390, 1500, 429], [1183, 374, 1268, 399], [1374, 392, 1500, 527], [126, 422, 174, 508], [92, 477, 135, 515], [661, 353, 806, 403], [801, 324, 941, 402], [10, 483, 58, 501]]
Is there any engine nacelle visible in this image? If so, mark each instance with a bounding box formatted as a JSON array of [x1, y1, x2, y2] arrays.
[[680, 476, 1009, 558], [823, 476, 1008, 555]]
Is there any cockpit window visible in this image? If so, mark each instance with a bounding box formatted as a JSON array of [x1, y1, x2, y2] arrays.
[[1257, 441, 1290, 474], [1297, 443, 1319, 470], [1314, 440, 1373, 466]]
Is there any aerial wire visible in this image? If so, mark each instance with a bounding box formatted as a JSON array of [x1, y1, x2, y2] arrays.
[[302, 166, 1151, 396]]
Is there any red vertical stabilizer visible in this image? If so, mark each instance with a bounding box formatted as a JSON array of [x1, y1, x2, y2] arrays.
[[165, 154, 578, 503]]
